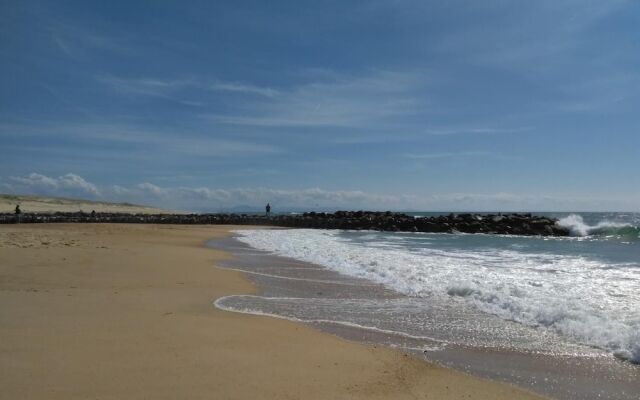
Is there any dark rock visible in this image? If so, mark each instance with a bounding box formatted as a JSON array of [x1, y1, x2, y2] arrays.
[[0, 211, 569, 237]]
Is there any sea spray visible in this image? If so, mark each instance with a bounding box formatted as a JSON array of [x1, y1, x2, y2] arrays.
[[557, 214, 638, 238]]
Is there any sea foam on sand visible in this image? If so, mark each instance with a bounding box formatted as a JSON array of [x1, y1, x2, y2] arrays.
[[235, 228, 640, 363]]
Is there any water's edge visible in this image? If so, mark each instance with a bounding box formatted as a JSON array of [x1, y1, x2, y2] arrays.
[[209, 233, 640, 400]]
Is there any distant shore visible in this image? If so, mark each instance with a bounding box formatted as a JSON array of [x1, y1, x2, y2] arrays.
[[0, 194, 173, 214], [0, 223, 546, 399]]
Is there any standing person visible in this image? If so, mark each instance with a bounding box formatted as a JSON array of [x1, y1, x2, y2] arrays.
[[14, 204, 21, 215], [265, 203, 271, 217]]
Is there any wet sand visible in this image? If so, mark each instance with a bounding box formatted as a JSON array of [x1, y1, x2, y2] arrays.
[[213, 233, 640, 400], [1, 224, 546, 399]]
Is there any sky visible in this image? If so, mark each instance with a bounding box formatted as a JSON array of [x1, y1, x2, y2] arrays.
[[1, 0, 639, 212]]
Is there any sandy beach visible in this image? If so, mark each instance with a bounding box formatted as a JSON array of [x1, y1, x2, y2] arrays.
[[0, 223, 546, 399]]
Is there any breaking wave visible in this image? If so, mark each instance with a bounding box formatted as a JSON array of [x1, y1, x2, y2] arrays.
[[557, 214, 639, 239], [235, 228, 640, 363]]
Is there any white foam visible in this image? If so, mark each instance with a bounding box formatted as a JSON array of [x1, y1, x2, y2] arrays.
[[216, 265, 377, 286], [557, 214, 633, 237], [214, 295, 446, 343], [233, 229, 640, 363]]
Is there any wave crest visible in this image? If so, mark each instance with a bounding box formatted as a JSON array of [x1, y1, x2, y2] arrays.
[[557, 214, 639, 238]]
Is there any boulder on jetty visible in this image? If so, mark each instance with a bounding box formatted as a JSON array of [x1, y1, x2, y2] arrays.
[[0, 211, 570, 236]]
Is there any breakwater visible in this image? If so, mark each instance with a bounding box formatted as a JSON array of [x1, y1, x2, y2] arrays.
[[0, 211, 570, 236]]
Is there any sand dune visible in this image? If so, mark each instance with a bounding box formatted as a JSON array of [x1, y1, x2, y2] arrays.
[[0, 194, 173, 214]]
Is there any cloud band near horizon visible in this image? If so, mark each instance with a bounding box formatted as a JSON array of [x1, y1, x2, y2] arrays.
[[2, 173, 636, 213]]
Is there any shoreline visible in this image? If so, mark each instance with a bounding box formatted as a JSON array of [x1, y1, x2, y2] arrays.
[[1, 223, 547, 399], [214, 229, 640, 400]]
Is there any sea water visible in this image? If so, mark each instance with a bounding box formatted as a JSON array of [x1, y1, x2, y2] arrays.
[[233, 212, 640, 363], [213, 212, 640, 398]]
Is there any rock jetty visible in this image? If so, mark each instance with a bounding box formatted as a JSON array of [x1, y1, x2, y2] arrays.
[[0, 211, 570, 236]]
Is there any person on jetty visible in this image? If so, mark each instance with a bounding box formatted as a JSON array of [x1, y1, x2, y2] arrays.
[[265, 203, 271, 217], [15, 205, 21, 215]]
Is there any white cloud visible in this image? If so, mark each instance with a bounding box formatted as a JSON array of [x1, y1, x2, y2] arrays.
[[57, 173, 101, 195], [6, 173, 100, 197], [3, 173, 638, 212], [119, 184, 414, 210]]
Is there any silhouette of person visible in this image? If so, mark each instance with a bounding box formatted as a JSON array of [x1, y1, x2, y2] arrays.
[[14, 204, 21, 215], [265, 203, 271, 216]]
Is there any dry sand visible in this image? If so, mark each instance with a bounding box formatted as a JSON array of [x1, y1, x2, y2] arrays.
[[0, 224, 547, 399], [0, 194, 172, 214]]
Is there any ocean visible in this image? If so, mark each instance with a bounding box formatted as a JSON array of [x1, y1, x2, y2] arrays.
[[213, 212, 639, 399]]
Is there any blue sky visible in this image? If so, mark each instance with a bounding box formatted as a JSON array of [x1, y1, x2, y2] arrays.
[[1, 0, 639, 211]]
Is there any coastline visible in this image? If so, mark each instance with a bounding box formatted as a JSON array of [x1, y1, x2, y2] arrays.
[[1, 223, 546, 399], [219, 228, 640, 399]]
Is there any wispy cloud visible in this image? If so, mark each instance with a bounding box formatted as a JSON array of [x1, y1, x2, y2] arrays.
[[422, 127, 532, 135], [95, 70, 525, 143], [3, 1, 638, 213], [205, 70, 430, 128], [438, 0, 628, 69], [552, 72, 640, 113], [96, 76, 197, 102], [203, 70, 528, 143], [44, 15, 132, 59], [99, 75, 280, 102], [403, 151, 509, 160], [210, 81, 280, 98], [1, 122, 282, 157], [431, 0, 635, 116], [52, 35, 73, 56]]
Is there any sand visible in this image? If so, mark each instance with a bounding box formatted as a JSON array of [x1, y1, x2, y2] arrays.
[[0, 194, 172, 214], [0, 224, 547, 399]]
